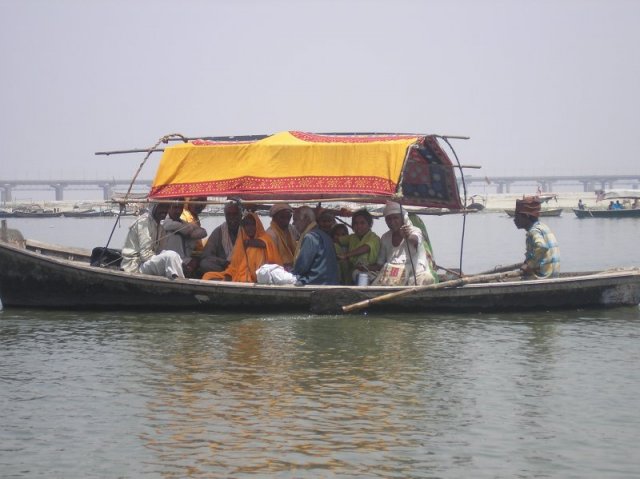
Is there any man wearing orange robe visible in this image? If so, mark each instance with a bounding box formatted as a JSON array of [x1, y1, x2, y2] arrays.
[[265, 203, 299, 269], [202, 212, 282, 283]]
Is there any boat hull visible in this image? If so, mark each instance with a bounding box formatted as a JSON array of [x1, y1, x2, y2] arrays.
[[11, 211, 63, 218], [1, 239, 639, 313], [504, 208, 563, 217], [573, 208, 640, 218], [62, 210, 115, 218]]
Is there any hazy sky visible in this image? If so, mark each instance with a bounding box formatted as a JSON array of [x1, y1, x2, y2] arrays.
[[1, 0, 639, 184]]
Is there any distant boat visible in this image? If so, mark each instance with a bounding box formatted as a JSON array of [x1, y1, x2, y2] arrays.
[[11, 207, 62, 218], [62, 209, 115, 218], [12, 211, 63, 218], [504, 207, 563, 217], [573, 208, 640, 218], [504, 193, 562, 217], [574, 190, 640, 218], [467, 194, 486, 211]]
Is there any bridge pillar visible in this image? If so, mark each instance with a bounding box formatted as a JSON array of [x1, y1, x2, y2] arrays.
[[496, 181, 513, 194], [1, 184, 12, 203], [51, 184, 66, 201], [100, 183, 113, 201]]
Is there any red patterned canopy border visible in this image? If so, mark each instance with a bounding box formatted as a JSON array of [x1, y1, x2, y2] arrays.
[[152, 175, 397, 199]]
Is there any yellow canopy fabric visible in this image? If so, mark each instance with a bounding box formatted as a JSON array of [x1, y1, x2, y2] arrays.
[[149, 131, 463, 209]]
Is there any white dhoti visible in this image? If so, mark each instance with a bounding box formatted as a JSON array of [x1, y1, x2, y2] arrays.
[[139, 250, 185, 279]]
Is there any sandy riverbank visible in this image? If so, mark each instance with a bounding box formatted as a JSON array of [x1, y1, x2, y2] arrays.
[[473, 192, 597, 212]]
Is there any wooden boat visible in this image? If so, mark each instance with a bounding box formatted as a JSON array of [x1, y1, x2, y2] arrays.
[[62, 208, 116, 218], [573, 189, 640, 218], [504, 194, 563, 217], [573, 208, 640, 218], [504, 207, 563, 217], [466, 195, 486, 211], [11, 208, 62, 218], [2, 131, 639, 313], [1, 236, 639, 313]]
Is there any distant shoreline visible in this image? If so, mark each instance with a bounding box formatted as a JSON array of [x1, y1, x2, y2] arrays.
[[0, 192, 611, 213]]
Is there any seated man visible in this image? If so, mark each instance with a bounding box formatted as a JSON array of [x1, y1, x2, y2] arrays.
[[162, 199, 208, 277], [316, 208, 337, 235], [121, 202, 184, 279], [203, 212, 282, 282], [266, 203, 299, 270], [336, 209, 380, 284], [370, 201, 437, 286], [513, 197, 560, 279], [180, 196, 208, 254], [331, 223, 351, 285], [291, 206, 339, 285], [199, 202, 242, 274]]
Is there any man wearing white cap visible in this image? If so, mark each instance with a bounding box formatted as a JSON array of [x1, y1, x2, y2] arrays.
[[266, 203, 299, 269], [371, 201, 436, 286]]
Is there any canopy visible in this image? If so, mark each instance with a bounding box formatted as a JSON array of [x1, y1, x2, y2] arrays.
[[603, 189, 640, 200], [150, 131, 464, 209]]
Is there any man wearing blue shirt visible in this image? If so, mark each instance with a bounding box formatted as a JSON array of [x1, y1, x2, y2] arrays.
[[513, 197, 560, 279], [292, 206, 339, 285]]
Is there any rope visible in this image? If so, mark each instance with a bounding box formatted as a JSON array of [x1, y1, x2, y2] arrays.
[[439, 136, 468, 275], [122, 133, 187, 202], [96, 133, 187, 265]]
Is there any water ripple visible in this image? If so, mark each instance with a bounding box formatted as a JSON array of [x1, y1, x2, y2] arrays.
[[1, 309, 640, 477]]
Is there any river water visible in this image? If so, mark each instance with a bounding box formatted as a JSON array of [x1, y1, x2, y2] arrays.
[[1, 212, 640, 478]]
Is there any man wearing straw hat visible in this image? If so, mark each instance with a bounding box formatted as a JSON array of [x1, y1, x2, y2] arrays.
[[513, 196, 560, 279]]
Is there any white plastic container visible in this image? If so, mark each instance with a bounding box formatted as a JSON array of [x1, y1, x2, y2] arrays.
[[357, 272, 369, 286]]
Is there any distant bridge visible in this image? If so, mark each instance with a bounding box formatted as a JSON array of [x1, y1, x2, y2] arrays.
[[0, 175, 639, 202], [461, 174, 640, 194], [0, 179, 151, 202]]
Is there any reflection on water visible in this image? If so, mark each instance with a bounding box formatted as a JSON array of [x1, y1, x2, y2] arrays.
[[2, 308, 640, 477]]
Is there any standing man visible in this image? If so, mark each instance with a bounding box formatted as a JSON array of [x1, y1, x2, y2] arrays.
[[291, 206, 338, 285], [199, 202, 242, 274], [513, 197, 560, 279], [121, 202, 185, 279]]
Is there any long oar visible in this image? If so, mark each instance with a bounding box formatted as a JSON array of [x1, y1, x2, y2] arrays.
[[476, 262, 522, 275], [342, 270, 522, 313]]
